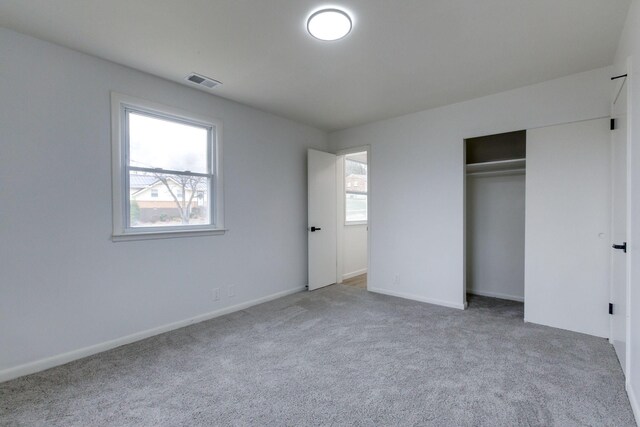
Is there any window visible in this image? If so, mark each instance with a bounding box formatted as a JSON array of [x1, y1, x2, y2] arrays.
[[111, 93, 224, 241], [344, 152, 367, 224]]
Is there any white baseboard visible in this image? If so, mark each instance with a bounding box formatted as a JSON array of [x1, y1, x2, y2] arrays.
[[343, 268, 367, 280], [628, 381, 640, 426], [523, 314, 609, 339], [467, 289, 524, 302], [368, 287, 465, 310], [0, 286, 305, 383]]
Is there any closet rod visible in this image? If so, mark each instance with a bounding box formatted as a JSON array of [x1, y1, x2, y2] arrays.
[[466, 169, 525, 178]]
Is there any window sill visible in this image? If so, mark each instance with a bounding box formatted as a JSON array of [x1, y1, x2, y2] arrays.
[[112, 228, 228, 242], [345, 221, 368, 226]]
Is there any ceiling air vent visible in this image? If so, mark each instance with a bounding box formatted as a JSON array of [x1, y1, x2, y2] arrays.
[[185, 73, 222, 90]]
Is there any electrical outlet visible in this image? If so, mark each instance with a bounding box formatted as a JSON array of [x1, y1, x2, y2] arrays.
[[212, 288, 220, 301], [227, 285, 236, 298]]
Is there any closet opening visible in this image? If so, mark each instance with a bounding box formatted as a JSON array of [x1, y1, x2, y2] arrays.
[[464, 130, 526, 316]]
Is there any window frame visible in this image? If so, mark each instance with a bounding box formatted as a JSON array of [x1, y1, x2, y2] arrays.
[[111, 93, 225, 241], [344, 155, 368, 225]]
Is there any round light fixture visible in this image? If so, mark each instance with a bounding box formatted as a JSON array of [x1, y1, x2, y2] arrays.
[[307, 8, 352, 41]]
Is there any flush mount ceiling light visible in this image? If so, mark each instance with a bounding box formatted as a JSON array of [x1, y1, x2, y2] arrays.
[[307, 8, 352, 41]]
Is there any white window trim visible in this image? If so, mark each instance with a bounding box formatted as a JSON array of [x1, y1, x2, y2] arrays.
[[345, 219, 368, 226], [111, 92, 225, 241]]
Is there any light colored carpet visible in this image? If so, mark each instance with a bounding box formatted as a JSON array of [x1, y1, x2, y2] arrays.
[[0, 285, 635, 426]]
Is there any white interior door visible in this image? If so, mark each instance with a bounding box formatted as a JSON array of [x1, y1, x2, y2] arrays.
[[525, 118, 611, 337], [308, 149, 337, 290], [611, 77, 628, 373]]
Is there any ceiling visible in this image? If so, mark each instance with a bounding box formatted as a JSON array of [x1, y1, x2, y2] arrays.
[[0, 0, 630, 131]]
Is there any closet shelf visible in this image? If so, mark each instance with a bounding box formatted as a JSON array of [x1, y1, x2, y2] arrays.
[[466, 158, 526, 174]]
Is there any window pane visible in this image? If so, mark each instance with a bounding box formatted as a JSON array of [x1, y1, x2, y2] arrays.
[[345, 158, 367, 179], [346, 193, 367, 222], [345, 152, 367, 223], [345, 159, 367, 194], [129, 171, 210, 227], [128, 111, 209, 173]]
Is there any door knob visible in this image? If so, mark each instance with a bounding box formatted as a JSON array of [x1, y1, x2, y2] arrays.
[[612, 242, 627, 253], [310, 226, 321, 232]]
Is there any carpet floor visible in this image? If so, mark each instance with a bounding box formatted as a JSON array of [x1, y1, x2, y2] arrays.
[[0, 285, 635, 426]]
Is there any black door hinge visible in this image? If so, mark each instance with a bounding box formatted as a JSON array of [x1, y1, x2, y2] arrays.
[[611, 118, 616, 130], [609, 303, 614, 315], [612, 242, 627, 253]]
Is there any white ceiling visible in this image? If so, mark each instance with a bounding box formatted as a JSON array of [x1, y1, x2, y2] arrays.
[[0, 0, 630, 131]]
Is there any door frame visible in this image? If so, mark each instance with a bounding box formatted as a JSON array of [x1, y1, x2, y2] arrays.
[[626, 58, 634, 385], [609, 57, 633, 378], [609, 57, 633, 383], [335, 145, 371, 288]]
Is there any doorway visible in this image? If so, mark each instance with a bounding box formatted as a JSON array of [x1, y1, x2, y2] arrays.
[[337, 149, 369, 289], [464, 131, 526, 314], [307, 146, 370, 291]]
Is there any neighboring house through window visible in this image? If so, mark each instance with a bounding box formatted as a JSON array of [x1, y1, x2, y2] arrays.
[[111, 93, 224, 240]]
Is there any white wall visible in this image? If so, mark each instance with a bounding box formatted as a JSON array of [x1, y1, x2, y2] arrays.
[[614, 0, 640, 421], [329, 66, 612, 310], [343, 225, 367, 279], [466, 173, 525, 302], [525, 119, 611, 338], [0, 27, 327, 379]]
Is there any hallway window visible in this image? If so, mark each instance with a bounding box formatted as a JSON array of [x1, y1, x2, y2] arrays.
[[345, 152, 367, 224]]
